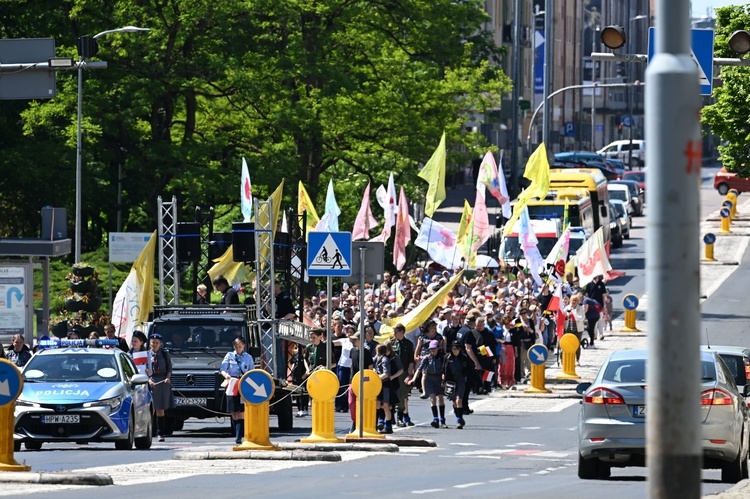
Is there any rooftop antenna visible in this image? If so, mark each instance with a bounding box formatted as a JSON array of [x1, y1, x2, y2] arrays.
[[705, 328, 711, 349]]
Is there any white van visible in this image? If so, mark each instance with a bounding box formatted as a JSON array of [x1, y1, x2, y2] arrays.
[[607, 183, 634, 217], [598, 140, 645, 167]]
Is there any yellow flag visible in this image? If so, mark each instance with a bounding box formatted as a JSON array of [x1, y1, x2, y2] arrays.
[[378, 271, 463, 340], [132, 231, 156, 326], [112, 231, 156, 342], [208, 245, 251, 286], [418, 131, 447, 217], [298, 181, 320, 234], [259, 180, 284, 269], [503, 143, 550, 236], [456, 200, 475, 263]]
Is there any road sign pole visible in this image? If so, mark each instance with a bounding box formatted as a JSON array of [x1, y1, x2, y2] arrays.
[[524, 345, 550, 393], [326, 276, 332, 368], [357, 244, 366, 438], [647, 0, 702, 495], [235, 370, 276, 451]]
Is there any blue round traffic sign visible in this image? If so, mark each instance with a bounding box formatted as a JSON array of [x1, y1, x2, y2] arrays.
[[527, 344, 549, 366], [703, 233, 716, 245], [239, 369, 275, 405], [721, 208, 731, 218], [623, 294, 639, 311], [0, 359, 23, 407]]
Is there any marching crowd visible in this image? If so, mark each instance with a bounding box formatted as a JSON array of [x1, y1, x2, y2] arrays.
[[290, 264, 612, 433]]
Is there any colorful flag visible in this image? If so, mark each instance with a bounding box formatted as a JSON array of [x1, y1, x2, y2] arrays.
[[503, 143, 550, 236], [544, 228, 571, 274], [393, 187, 411, 270], [241, 157, 253, 222], [418, 131, 447, 217], [481, 370, 495, 382], [314, 179, 341, 232], [131, 350, 150, 375], [576, 227, 613, 287], [471, 183, 491, 254], [414, 217, 463, 269], [456, 200, 473, 261], [258, 180, 285, 270], [208, 244, 252, 286], [112, 231, 157, 345], [549, 284, 566, 339], [378, 271, 463, 339], [298, 181, 320, 235], [477, 151, 512, 219], [562, 198, 570, 231], [372, 173, 397, 242], [519, 208, 544, 286], [352, 182, 378, 241]]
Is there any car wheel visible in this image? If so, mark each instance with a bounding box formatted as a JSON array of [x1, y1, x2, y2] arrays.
[[13, 440, 21, 452], [172, 417, 185, 432], [24, 441, 42, 451], [742, 453, 748, 480], [721, 450, 744, 483], [578, 453, 599, 479], [115, 415, 135, 450], [135, 410, 153, 450], [598, 462, 611, 479], [717, 183, 730, 196]]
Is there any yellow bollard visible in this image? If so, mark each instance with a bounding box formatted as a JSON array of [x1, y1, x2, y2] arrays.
[[346, 369, 384, 439], [703, 233, 716, 261], [0, 359, 30, 472], [729, 189, 741, 214], [525, 345, 551, 393], [301, 369, 343, 443], [726, 193, 738, 219], [723, 199, 735, 221], [234, 369, 277, 451], [556, 334, 581, 380], [719, 207, 732, 234], [620, 294, 641, 332]]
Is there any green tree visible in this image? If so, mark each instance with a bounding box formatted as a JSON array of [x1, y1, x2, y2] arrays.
[[3, 0, 510, 252], [702, 5, 750, 175]]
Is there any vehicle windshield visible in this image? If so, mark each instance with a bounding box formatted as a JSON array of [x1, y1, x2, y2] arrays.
[[501, 237, 558, 261], [152, 324, 248, 350], [601, 359, 716, 383], [24, 354, 119, 383], [718, 354, 748, 387], [625, 172, 645, 182], [609, 190, 628, 202]]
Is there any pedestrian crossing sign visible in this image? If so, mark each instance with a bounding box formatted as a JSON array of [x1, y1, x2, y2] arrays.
[[307, 232, 352, 277], [648, 28, 715, 95]]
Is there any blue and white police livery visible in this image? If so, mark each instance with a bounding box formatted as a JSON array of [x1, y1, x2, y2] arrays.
[[13, 340, 153, 451]]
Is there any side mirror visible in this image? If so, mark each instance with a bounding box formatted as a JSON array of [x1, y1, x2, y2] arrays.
[[576, 382, 592, 395], [131, 374, 149, 386]]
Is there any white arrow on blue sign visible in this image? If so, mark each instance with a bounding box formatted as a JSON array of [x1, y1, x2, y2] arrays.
[[240, 370, 274, 405], [703, 233, 716, 245], [0, 359, 23, 407], [528, 344, 548, 366], [648, 28, 715, 95], [623, 294, 639, 311]]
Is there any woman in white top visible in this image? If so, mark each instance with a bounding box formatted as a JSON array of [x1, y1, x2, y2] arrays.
[[565, 293, 586, 363], [333, 323, 356, 412]]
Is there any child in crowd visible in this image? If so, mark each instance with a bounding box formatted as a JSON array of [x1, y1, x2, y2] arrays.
[[408, 340, 447, 428]]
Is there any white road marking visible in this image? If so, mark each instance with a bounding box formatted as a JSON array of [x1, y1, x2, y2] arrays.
[[521, 426, 541, 430], [506, 442, 543, 447], [449, 442, 478, 446], [456, 449, 513, 456], [412, 489, 445, 494], [454, 482, 485, 489], [489, 478, 516, 483], [531, 451, 572, 458]]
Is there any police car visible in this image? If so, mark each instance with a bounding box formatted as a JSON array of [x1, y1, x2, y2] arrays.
[[14, 339, 153, 451]]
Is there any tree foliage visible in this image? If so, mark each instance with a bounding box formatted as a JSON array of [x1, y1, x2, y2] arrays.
[[702, 5, 750, 175], [0, 0, 510, 252]]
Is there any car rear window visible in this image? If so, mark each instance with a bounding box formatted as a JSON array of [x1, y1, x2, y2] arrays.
[[602, 360, 716, 383], [609, 190, 627, 202], [718, 354, 747, 386]]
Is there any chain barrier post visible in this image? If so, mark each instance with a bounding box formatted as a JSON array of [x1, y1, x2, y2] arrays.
[[301, 369, 343, 443], [346, 369, 384, 439], [556, 334, 581, 380]]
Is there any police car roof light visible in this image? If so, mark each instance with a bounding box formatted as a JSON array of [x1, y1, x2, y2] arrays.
[[39, 339, 120, 348]]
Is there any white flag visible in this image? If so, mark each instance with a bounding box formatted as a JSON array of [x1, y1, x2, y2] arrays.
[[241, 157, 253, 222]]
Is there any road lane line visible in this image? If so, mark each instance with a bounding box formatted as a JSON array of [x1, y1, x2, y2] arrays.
[[454, 482, 484, 489], [412, 489, 445, 494]]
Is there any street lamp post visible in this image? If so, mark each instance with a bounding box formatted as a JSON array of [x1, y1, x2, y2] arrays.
[[75, 26, 150, 263], [627, 14, 648, 167], [592, 26, 600, 151]]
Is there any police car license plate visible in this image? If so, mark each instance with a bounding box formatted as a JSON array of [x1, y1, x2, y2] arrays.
[[43, 415, 80, 424], [175, 397, 207, 406], [633, 405, 646, 417]]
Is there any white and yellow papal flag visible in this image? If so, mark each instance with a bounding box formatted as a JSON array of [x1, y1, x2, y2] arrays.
[[112, 231, 157, 345]]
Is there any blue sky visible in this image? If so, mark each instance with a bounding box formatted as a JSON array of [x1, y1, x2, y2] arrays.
[[692, 0, 739, 17]]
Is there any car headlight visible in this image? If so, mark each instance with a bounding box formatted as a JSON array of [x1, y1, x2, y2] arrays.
[[83, 396, 123, 412], [15, 399, 40, 408]]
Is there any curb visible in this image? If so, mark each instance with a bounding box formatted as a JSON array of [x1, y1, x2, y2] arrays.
[[173, 450, 341, 462], [0, 472, 113, 486], [344, 437, 437, 447], [279, 442, 399, 453]]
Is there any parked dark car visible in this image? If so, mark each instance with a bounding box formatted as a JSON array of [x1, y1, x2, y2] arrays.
[[553, 152, 620, 181]]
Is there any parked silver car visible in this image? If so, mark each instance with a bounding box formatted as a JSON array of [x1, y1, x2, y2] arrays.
[[577, 349, 750, 482]]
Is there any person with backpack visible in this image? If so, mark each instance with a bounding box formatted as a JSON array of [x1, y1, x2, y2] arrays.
[[443, 342, 470, 429]]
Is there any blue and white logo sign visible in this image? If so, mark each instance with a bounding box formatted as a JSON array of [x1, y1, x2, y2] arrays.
[[562, 122, 576, 137], [0, 359, 23, 406], [703, 233, 716, 245], [528, 344, 549, 366], [648, 28, 715, 95], [623, 294, 639, 311], [240, 369, 274, 405], [307, 232, 352, 277], [721, 208, 731, 218]]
